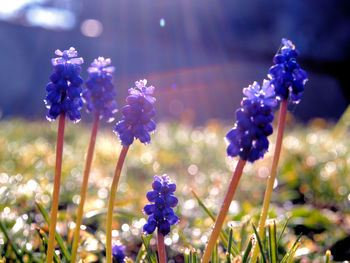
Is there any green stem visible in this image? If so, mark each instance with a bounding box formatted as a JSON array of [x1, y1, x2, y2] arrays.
[[201, 158, 246, 263], [250, 99, 287, 262], [106, 146, 129, 263], [157, 230, 166, 263], [71, 112, 100, 262], [46, 113, 66, 263]]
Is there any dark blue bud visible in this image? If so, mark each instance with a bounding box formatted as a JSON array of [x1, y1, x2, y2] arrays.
[[253, 115, 269, 127], [158, 221, 171, 236], [143, 222, 156, 234], [165, 196, 178, 207], [119, 131, 134, 146], [255, 137, 269, 151], [152, 180, 162, 191], [146, 191, 159, 202], [155, 197, 165, 208], [143, 204, 155, 215], [153, 209, 163, 220], [168, 184, 176, 193], [240, 134, 252, 149], [237, 117, 251, 130], [168, 215, 179, 225], [263, 124, 273, 136], [227, 143, 240, 157]]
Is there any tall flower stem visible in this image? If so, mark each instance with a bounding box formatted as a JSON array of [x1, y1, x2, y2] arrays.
[[250, 99, 287, 262], [157, 229, 166, 263], [106, 146, 129, 263], [46, 113, 66, 263], [71, 112, 100, 263], [201, 159, 246, 263]]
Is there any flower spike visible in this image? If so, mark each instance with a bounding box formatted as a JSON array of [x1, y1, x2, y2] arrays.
[[45, 47, 84, 122], [268, 38, 308, 103], [112, 243, 126, 263], [143, 175, 179, 236], [226, 80, 277, 163], [83, 57, 118, 122], [114, 79, 156, 146]]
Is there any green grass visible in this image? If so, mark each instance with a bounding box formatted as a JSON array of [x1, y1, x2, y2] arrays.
[[0, 117, 349, 261]]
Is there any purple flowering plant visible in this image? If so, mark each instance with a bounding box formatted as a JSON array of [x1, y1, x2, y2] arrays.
[[268, 38, 308, 103], [143, 175, 179, 236], [45, 47, 84, 122], [83, 57, 118, 122], [112, 243, 126, 263], [114, 79, 156, 146], [2, 38, 319, 263]]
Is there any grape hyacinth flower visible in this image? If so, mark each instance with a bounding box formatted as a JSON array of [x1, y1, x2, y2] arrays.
[[268, 38, 308, 103], [112, 244, 126, 263], [44, 47, 84, 263], [83, 57, 118, 122], [226, 80, 277, 163], [143, 175, 179, 236], [143, 175, 179, 263], [71, 57, 118, 262], [250, 39, 308, 262], [106, 80, 156, 263], [202, 81, 277, 262], [45, 47, 84, 122], [114, 79, 156, 146]]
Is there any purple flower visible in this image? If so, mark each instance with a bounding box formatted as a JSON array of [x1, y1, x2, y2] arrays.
[[114, 79, 156, 146], [143, 175, 179, 236], [44, 47, 84, 122], [268, 38, 308, 103], [226, 80, 276, 163], [83, 57, 118, 122], [112, 243, 126, 263]]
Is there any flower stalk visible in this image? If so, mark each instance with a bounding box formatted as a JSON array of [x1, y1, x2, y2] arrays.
[[157, 229, 167, 263], [250, 99, 287, 262], [46, 113, 66, 263], [201, 158, 246, 263], [71, 111, 100, 263], [106, 146, 129, 263]]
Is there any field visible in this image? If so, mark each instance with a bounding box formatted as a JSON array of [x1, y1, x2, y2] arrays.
[[0, 115, 349, 262]]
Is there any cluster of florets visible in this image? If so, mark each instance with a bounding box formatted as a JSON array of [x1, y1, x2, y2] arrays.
[[45, 47, 84, 122], [268, 38, 308, 103], [143, 175, 179, 236], [114, 79, 156, 146], [83, 57, 118, 122], [226, 80, 277, 162], [112, 243, 126, 263]]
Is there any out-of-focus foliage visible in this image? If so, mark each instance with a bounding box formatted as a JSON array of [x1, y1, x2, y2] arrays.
[[0, 117, 349, 261]]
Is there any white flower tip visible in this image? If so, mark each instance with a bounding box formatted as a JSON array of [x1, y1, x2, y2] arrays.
[[55, 49, 63, 56]]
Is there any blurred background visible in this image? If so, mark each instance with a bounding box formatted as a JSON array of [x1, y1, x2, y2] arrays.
[[1, 1, 350, 261], [0, 0, 349, 124]]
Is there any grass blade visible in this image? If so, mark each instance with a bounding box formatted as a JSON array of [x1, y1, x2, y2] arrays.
[[192, 248, 197, 263], [286, 242, 300, 263], [251, 222, 267, 263], [277, 217, 291, 246], [135, 242, 146, 263], [141, 234, 157, 263], [192, 189, 240, 256], [36, 202, 71, 261], [239, 221, 247, 251], [226, 227, 233, 263], [36, 228, 61, 263], [0, 220, 24, 263], [268, 220, 277, 263], [184, 248, 190, 263], [280, 234, 302, 263], [242, 237, 254, 263]]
